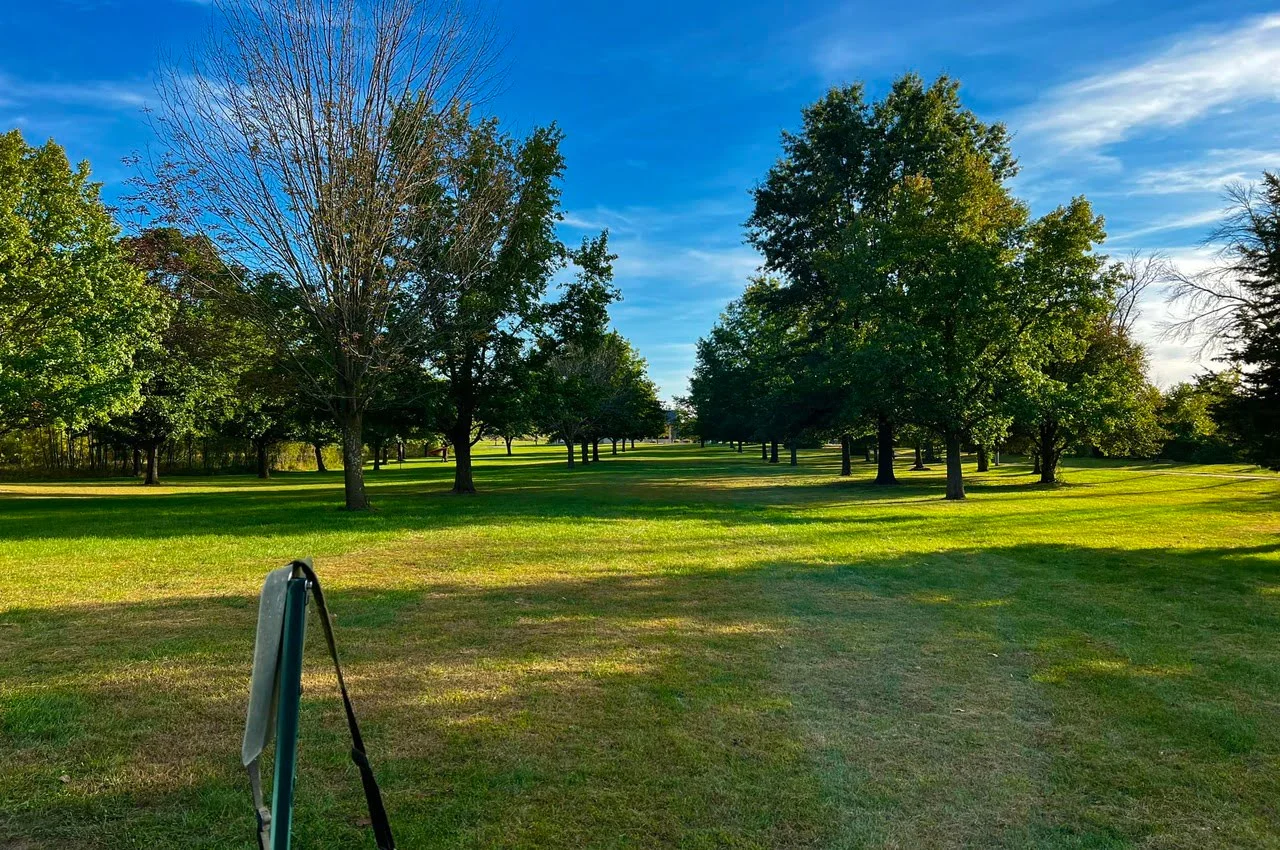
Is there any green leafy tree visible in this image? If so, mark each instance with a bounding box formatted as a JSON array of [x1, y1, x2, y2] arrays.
[[689, 315, 757, 449], [0, 131, 160, 435], [532, 234, 622, 468], [535, 341, 611, 468], [599, 338, 664, 452], [873, 152, 1027, 499], [220, 345, 299, 479], [482, 368, 538, 455], [365, 365, 433, 471], [747, 76, 1019, 489], [295, 404, 340, 472], [110, 229, 258, 484], [400, 106, 585, 493], [1159, 371, 1241, 462], [1010, 199, 1145, 483]]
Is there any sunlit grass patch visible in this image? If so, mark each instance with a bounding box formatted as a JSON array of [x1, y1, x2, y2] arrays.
[[1, 444, 1278, 848]]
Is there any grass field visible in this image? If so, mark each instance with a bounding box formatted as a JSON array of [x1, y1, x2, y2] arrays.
[[1, 444, 1278, 849]]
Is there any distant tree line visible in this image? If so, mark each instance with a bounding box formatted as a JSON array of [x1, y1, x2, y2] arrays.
[[687, 76, 1280, 497]]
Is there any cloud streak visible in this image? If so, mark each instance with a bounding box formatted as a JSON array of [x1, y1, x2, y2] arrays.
[[1021, 13, 1280, 156], [1107, 208, 1224, 244], [0, 72, 154, 112], [1125, 148, 1280, 196]]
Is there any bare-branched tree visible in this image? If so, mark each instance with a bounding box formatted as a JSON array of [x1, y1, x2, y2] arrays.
[[1110, 249, 1169, 334], [130, 0, 499, 509], [1163, 182, 1268, 356]]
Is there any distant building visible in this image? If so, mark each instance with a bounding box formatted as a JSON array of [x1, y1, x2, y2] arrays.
[[663, 407, 678, 442]]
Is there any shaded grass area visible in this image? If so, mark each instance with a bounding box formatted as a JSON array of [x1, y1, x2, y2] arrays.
[[1, 445, 1278, 848]]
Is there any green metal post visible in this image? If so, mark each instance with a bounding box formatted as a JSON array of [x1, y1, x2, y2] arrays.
[[270, 576, 309, 850]]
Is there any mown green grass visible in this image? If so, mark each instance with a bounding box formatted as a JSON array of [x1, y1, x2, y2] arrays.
[[1, 444, 1278, 849]]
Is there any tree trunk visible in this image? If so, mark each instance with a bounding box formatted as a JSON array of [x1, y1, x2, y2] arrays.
[[314, 443, 328, 472], [340, 408, 369, 511], [592, 439, 600, 462], [737, 441, 743, 453], [769, 440, 779, 463], [505, 436, 513, 455], [611, 438, 618, 455], [581, 438, 589, 464], [630, 438, 635, 449], [977, 444, 989, 473], [944, 429, 965, 500], [840, 434, 852, 476], [700, 437, 705, 448], [132, 447, 142, 477], [864, 442, 872, 463], [911, 443, 926, 471], [761, 441, 767, 460], [144, 443, 159, 485], [1040, 423, 1059, 484], [1041, 448, 1060, 484], [452, 432, 476, 494], [372, 440, 382, 472], [875, 415, 897, 485], [566, 438, 575, 468], [1032, 451, 1041, 476], [255, 439, 270, 479], [789, 444, 797, 465], [924, 442, 937, 464]]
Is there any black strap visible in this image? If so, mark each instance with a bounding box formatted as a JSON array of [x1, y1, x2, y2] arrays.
[[293, 561, 396, 850]]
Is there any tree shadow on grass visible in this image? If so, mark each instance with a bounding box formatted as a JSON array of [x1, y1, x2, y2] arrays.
[[10, 450, 1268, 547], [3, 540, 1280, 848]]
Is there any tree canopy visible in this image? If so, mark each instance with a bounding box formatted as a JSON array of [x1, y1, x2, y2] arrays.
[[0, 131, 159, 436]]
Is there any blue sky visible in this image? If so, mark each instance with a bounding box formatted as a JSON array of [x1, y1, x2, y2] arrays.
[[2, 1, 1278, 400]]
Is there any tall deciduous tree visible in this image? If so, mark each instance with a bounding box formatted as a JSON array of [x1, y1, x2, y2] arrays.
[[690, 280, 799, 460], [532, 235, 621, 468], [111, 229, 258, 484], [400, 106, 575, 493], [1014, 203, 1158, 483], [0, 131, 159, 435], [536, 341, 610, 468], [747, 76, 1019, 490], [597, 334, 664, 452], [875, 153, 1027, 499], [137, 0, 497, 509], [689, 314, 757, 448]]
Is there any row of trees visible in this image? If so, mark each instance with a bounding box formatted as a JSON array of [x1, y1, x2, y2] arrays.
[[114, 0, 673, 508], [688, 75, 1278, 497], [0, 3, 666, 505]]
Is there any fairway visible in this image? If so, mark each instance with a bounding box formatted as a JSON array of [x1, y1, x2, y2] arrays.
[[2, 445, 1279, 849]]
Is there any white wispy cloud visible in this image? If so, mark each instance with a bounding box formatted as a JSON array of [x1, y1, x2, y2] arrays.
[[561, 198, 746, 239], [0, 72, 154, 112], [612, 242, 760, 290], [1107, 208, 1225, 244], [809, 0, 1082, 78], [1021, 13, 1280, 156], [559, 197, 759, 292], [1126, 148, 1280, 196]]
